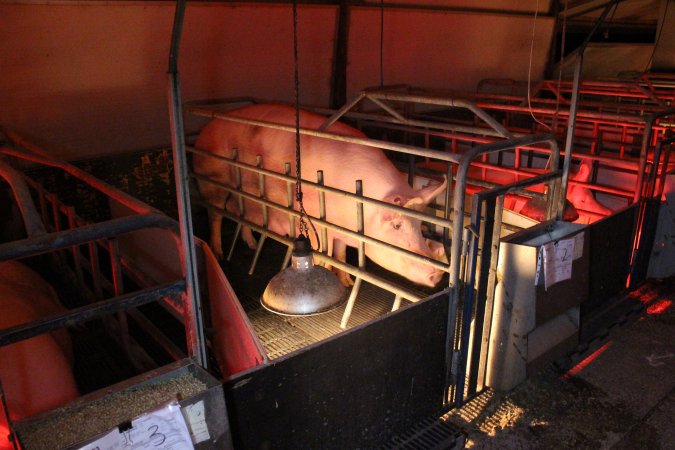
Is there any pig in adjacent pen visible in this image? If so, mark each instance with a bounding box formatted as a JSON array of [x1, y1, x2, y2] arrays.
[[0, 261, 79, 450], [193, 103, 448, 287]]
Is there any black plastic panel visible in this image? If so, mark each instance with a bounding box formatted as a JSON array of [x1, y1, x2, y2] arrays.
[[224, 290, 450, 450], [586, 204, 637, 314]]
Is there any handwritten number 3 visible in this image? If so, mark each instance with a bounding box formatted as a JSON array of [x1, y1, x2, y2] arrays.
[[148, 425, 167, 446]]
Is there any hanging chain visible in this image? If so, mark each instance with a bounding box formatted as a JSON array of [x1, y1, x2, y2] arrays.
[[293, 0, 320, 247]]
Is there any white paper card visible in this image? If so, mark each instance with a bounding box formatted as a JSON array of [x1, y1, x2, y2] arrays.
[[534, 246, 543, 286], [183, 400, 210, 444], [543, 238, 574, 290], [573, 232, 584, 260], [77, 400, 194, 450]]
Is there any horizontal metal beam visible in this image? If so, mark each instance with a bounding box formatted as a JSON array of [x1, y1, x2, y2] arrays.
[[0, 281, 186, 347], [0, 214, 178, 261], [187, 106, 463, 164]]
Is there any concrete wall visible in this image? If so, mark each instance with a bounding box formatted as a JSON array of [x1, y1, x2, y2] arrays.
[[0, 1, 553, 159]]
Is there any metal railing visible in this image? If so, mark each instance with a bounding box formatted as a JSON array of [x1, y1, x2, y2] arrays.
[[0, 136, 205, 370]]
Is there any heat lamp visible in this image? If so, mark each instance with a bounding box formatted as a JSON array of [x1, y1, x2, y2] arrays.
[[261, 235, 347, 316]]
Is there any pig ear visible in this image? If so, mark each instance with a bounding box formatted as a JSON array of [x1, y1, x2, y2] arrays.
[[573, 160, 592, 182], [403, 176, 448, 210], [414, 176, 447, 206]]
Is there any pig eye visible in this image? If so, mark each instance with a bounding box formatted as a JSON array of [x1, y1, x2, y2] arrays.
[[392, 221, 402, 230]]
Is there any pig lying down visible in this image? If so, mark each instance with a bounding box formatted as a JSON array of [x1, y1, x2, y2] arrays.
[[193, 104, 448, 288], [0, 261, 79, 450]]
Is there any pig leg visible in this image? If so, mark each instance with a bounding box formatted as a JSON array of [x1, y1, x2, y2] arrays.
[[223, 197, 258, 250], [198, 181, 228, 259], [241, 226, 258, 249], [331, 239, 354, 287]]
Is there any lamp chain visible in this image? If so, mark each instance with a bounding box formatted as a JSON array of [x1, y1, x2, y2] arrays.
[[292, 0, 320, 248]]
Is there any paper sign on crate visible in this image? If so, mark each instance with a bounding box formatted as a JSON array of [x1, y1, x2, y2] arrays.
[[77, 400, 194, 450], [535, 234, 580, 290]]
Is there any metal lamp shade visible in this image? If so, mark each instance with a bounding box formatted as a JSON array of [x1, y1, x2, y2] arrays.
[[261, 237, 347, 316]]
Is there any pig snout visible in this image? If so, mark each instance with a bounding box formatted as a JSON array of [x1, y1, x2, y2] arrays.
[[394, 240, 447, 288]]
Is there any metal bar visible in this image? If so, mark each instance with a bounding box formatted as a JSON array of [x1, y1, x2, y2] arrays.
[[477, 195, 504, 392], [0, 159, 46, 237], [282, 163, 295, 270], [248, 234, 267, 275], [0, 144, 161, 216], [248, 155, 268, 275], [194, 175, 448, 271], [335, 116, 644, 171], [454, 196, 482, 406], [445, 133, 559, 402], [65, 206, 85, 287], [188, 107, 463, 164], [559, 0, 621, 219], [167, 0, 207, 368], [189, 146, 454, 230], [319, 91, 368, 131], [368, 96, 408, 123], [656, 141, 673, 198], [227, 149, 244, 262], [0, 281, 186, 347], [466, 196, 496, 398], [109, 239, 132, 358], [366, 90, 515, 138], [88, 240, 104, 300], [634, 108, 675, 202], [310, 104, 526, 139], [0, 214, 177, 261], [391, 295, 402, 311], [317, 171, 328, 253], [340, 180, 366, 329]]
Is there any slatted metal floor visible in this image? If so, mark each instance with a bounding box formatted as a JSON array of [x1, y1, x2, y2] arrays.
[[241, 282, 407, 359], [212, 218, 443, 359]]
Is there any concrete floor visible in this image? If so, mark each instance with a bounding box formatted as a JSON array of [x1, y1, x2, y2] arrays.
[[447, 276, 675, 449]]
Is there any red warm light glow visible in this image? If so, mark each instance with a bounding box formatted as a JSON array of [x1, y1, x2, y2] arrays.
[[564, 342, 613, 379], [646, 299, 672, 315]]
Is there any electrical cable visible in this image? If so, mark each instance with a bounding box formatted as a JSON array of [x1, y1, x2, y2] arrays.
[[645, 0, 670, 72], [553, 0, 569, 137], [527, 0, 551, 131]]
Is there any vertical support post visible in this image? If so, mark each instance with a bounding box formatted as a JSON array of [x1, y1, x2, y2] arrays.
[[391, 294, 402, 311], [167, 0, 207, 368], [248, 155, 268, 275], [340, 179, 365, 329], [282, 162, 295, 270], [317, 170, 328, 253], [467, 195, 498, 396], [109, 239, 131, 359], [88, 240, 103, 300], [558, 0, 619, 220], [330, 0, 349, 109], [65, 206, 85, 287], [227, 148, 244, 262]]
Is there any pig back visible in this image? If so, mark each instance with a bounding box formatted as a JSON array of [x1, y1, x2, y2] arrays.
[[0, 261, 73, 363], [194, 104, 411, 236], [0, 263, 79, 449]]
